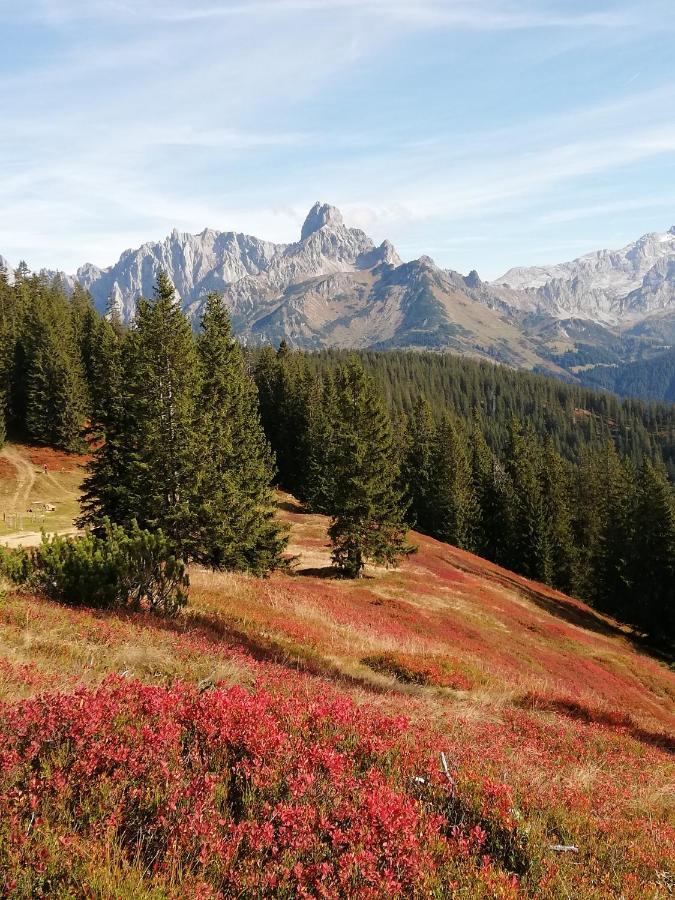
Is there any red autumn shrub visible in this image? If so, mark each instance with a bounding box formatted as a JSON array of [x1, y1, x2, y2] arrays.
[[0, 677, 527, 898]]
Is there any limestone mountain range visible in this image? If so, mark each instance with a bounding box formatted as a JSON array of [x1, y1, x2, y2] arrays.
[[3, 204, 675, 378]]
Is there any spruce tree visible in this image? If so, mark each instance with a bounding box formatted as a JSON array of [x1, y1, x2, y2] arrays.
[[401, 396, 436, 534], [105, 293, 126, 337], [193, 293, 287, 572], [326, 359, 410, 577], [630, 461, 675, 640], [126, 272, 199, 549], [427, 415, 477, 550], [469, 416, 511, 565], [540, 437, 577, 593], [571, 446, 606, 599], [78, 316, 131, 528], [70, 284, 100, 411], [81, 272, 198, 550], [304, 373, 338, 514], [253, 344, 310, 495], [504, 420, 550, 582], [594, 442, 637, 616], [22, 280, 87, 451]]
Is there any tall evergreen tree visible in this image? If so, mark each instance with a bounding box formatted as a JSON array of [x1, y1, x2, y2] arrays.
[[22, 280, 87, 451], [427, 415, 477, 550], [81, 272, 198, 550], [540, 437, 577, 593], [469, 416, 510, 565], [401, 396, 436, 534], [125, 272, 199, 549], [78, 316, 131, 527], [571, 446, 607, 599], [105, 293, 126, 337], [504, 421, 550, 582], [630, 461, 675, 640], [594, 442, 637, 615], [253, 344, 310, 495], [70, 284, 100, 412], [304, 373, 338, 514], [326, 359, 410, 577], [193, 293, 287, 572]]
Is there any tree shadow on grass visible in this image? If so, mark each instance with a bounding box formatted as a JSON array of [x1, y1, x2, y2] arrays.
[[276, 499, 305, 514], [518, 584, 673, 666], [448, 555, 673, 665], [98, 602, 397, 697], [294, 565, 338, 579], [517, 693, 675, 754]]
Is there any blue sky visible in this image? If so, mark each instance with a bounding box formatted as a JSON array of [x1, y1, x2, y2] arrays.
[[1, 0, 674, 279]]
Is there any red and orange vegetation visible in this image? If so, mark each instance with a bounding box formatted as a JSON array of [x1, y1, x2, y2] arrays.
[[24, 445, 91, 472], [0, 499, 673, 897]]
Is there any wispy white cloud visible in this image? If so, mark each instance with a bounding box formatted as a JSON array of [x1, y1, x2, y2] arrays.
[[537, 195, 675, 226], [11, 0, 642, 30], [0, 0, 674, 278]]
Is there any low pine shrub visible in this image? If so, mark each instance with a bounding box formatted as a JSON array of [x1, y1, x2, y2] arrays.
[[0, 547, 33, 584], [30, 520, 189, 615]]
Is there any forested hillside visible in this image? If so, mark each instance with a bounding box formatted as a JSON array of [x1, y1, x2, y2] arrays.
[[253, 346, 675, 644], [578, 348, 675, 404], [1, 265, 673, 643], [284, 348, 675, 476]]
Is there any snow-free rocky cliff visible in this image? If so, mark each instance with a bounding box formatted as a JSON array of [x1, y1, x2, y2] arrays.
[[4, 202, 551, 367], [493, 226, 675, 324], [76, 203, 399, 325], [4, 207, 675, 369]]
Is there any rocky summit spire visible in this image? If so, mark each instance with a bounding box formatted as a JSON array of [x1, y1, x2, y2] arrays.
[[300, 202, 344, 241]]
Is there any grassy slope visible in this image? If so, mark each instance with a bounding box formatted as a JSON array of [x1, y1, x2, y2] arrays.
[[0, 449, 673, 897], [0, 443, 85, 541]]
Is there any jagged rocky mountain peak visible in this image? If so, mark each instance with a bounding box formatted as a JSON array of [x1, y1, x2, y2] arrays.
[[6, 211, 675, 368], [378, 240, 401, 265], [300, 202, 344, 240], [493, 224, 675, 324]]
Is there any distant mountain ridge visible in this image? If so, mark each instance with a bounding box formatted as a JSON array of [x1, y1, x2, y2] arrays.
[[493, 226, 675, 324], [4, 206, 675, 396], [2, 202, 562, 370]]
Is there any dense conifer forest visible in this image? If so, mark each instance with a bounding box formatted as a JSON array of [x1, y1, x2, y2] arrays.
[[577, 348, 675, 404], [253, 345, 675, 645], [281, 348, 675, 477], [0, 263, 673, 644]]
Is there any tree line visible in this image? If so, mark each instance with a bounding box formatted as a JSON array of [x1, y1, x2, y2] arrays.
[[277, 348, 675, 479]]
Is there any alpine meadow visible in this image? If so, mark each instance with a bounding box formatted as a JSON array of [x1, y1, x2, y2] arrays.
[[1, 1, 675, 897]]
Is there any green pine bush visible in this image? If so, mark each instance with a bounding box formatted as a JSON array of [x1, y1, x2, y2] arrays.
[[29, 520, 189, 616], [0, 546, 33, 584]]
